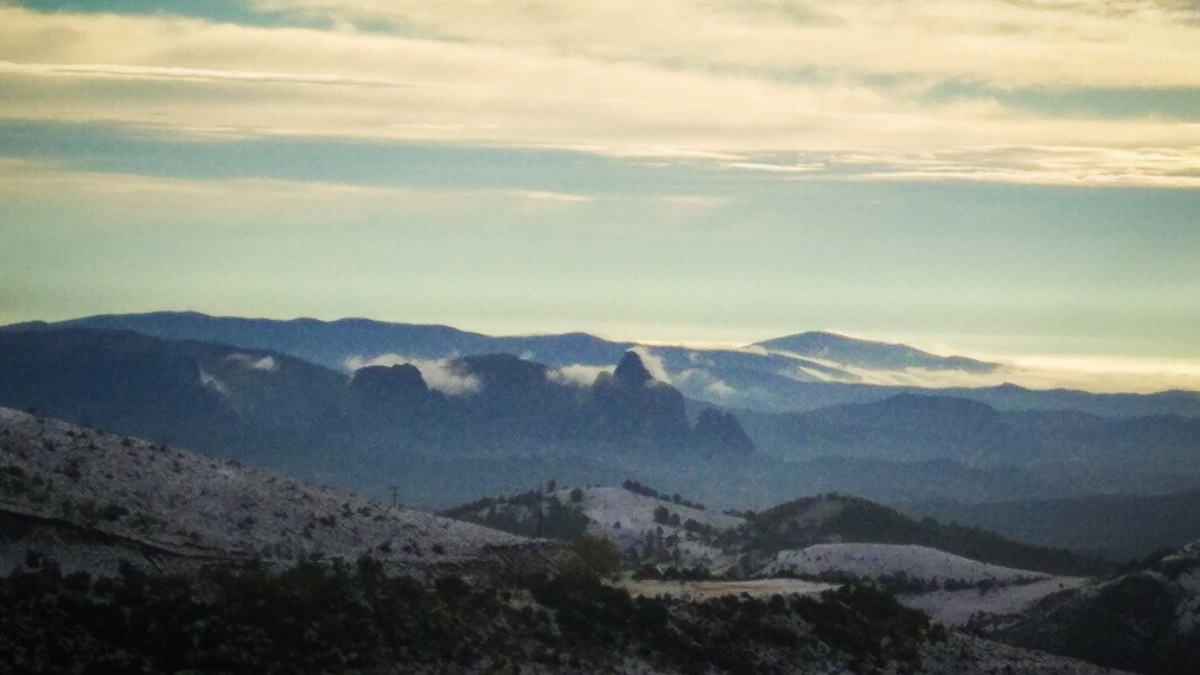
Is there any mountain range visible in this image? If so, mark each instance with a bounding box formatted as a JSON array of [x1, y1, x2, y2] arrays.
[[11, 311, 1200, 417], [3, 312, 1200, 562]]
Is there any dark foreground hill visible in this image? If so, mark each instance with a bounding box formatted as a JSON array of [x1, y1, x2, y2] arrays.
[[984, 542, 1200, 675]]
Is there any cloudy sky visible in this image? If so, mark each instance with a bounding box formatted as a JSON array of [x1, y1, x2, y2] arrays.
[[2, 1, 1198, 373]]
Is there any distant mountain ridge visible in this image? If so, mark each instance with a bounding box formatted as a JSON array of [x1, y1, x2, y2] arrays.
[[755, 331, 997, 373], [7, 312, 1199, 420], [900, 489, 1200, 561], [0, 328, 764, 505]]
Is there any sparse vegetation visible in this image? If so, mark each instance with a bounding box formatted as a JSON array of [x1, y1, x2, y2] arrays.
[[442, 489, 590, 540], [621, 479, 705, 510]]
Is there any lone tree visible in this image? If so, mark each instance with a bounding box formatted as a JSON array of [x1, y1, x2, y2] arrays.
[[570, 535, 622, 580]]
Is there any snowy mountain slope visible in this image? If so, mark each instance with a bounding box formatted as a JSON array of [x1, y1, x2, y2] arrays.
[[765, 543, 1054, 585], [0, 407, 559, 578]]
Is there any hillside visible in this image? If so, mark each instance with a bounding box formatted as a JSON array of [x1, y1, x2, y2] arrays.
[[730, 493, 1112, 577], [766, 543, 1053, 586], [986, 541, 1200, 675], [0, 407, 554, 579], [763, 542, 1091, 628], [445, 482, 745, 571], [443, 483, 1110, 582]]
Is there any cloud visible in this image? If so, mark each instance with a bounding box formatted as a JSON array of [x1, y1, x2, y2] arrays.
[[344, 354, 482, 395], [548, 364, 613, 387], [674, 367, 740, 402], [225, 354, 279, 371], [0, 61, 418, 89], [246, 0, 1200, 88], [3, 5, 1200, 186], [827, 357, 1200, 394], [0, 157, 595, 224], [198, 370, 230, 396], [629, 346, 672, 384]]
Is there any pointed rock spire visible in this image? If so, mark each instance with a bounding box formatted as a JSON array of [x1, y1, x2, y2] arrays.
[[614, 351, 653, 387]]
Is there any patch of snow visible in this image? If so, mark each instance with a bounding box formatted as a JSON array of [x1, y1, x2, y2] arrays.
[[621, 578, 835, 602]]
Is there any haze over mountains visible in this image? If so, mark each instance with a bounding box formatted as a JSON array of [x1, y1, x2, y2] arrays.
[[3, 312, 1200, 561]]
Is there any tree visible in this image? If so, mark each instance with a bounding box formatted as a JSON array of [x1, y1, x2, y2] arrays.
[[570, 535, 622, 580], [653, 506, 670, 525]]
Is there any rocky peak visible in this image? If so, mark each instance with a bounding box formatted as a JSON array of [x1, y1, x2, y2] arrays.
[[349, 363, 429, 400], [692, 408, 755, 455], [613, 351, 654, 387]]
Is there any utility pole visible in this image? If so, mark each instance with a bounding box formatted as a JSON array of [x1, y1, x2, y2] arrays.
[[536, 481, 544, 538], [389, 484, 402, 509]]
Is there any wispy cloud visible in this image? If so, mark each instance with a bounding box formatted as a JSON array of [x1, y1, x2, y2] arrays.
[[0, 157, 594, 223], [343, 354, 482, 396], [674, 367, 740, 402], [548, 364, 613, 388], [831, 357, 1200, 394], [629, 346, 672, 384], [3, 4, 1199, 186], [225, 354, 279, 372]]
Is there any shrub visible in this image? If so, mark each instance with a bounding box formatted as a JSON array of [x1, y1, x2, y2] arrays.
[[570, 535, 623, 580]]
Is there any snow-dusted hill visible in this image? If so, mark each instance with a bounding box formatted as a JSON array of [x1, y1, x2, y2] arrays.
[[766, 543, 1052, 585], [757, 543, 1088, 627], [0, 407, 558, 578], [568, 485, 743, 569]]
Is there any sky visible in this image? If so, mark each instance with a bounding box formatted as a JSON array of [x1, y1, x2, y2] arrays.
[[2, 0, 1199, 378]]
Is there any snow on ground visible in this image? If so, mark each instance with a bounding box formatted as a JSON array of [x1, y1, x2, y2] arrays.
[[561, 486, 743, 568], [621, 578, 836, 602], [575, 486, 743, 532], [904, 576, 1090, 627], [762, 542, 1091, 627], [766, 543, 1051, 585], [924, 632, 1135, 675], [0, 408, 538, 575]]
